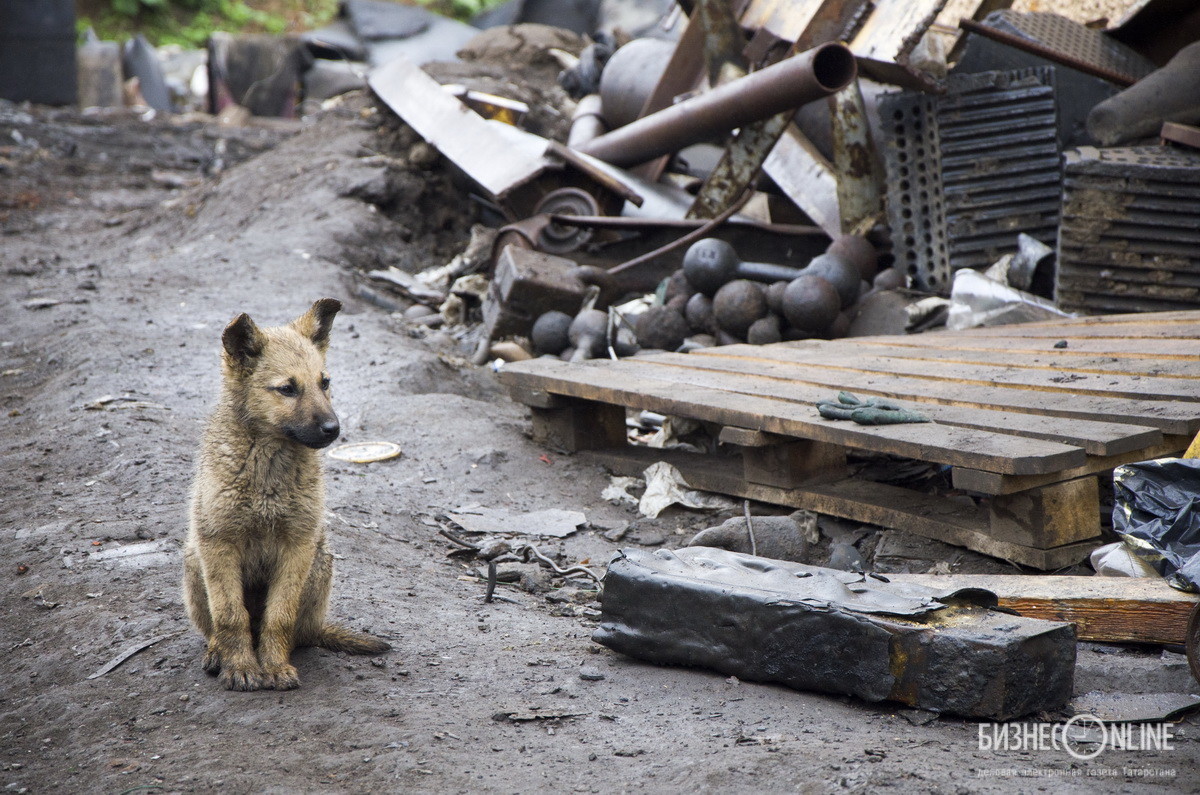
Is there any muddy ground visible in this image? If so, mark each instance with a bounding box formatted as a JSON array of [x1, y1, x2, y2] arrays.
[[2, 86, 1198, 793]]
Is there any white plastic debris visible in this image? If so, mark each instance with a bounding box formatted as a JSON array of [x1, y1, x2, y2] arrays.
[[637, 461, 735, 519]]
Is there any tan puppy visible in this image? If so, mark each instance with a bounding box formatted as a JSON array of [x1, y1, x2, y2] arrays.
[[183, 298, 389, 691]]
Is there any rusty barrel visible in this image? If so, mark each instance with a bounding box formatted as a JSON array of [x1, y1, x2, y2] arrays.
[[578, 42, 857, 169]]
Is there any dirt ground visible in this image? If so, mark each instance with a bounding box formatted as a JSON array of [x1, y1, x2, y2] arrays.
[[2, 83, 1198, 793]]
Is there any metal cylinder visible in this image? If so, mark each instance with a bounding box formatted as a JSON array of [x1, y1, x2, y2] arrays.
[[567, 94, 609, 149], [579, 42, 857, 169]]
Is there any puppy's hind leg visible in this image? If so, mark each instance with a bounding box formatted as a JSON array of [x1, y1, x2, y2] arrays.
[[294, 549, 391, 655]]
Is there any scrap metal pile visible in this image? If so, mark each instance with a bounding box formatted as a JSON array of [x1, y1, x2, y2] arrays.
[[355, 0, 1200, 364]]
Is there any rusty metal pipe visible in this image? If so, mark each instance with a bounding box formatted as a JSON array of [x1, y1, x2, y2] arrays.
[[578, 42, 857, 169], [567, 94, 609, 149]]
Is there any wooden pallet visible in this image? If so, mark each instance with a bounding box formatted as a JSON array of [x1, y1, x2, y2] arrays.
[[500, 311, 1200, 569]]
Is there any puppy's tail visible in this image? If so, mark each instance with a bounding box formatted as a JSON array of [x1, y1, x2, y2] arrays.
[[318, 623, 391, 655]]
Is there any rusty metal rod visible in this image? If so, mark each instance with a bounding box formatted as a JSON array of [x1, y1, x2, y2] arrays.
[[578, 42, 857, 168], [958, 18, 1137, 87]]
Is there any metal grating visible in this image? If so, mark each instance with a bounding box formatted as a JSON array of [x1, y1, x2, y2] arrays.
[[880, 68, 1062, 294], [983, 10, 1156, 84], [1056, 146, 1200, 314]]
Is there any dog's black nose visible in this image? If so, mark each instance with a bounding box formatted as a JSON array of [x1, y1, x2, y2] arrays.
[[320, 419, 340, 439]]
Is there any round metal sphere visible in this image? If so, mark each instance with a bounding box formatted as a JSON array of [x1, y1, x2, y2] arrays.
[[531, 310, 573, 355], [804, 252, 860, 309], [712, 279, 768, 336], [682, 238, 740, 296], [781, 274, 840, 334]]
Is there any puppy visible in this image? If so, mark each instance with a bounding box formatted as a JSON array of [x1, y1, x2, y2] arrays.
[[183, 298, 389, 691]]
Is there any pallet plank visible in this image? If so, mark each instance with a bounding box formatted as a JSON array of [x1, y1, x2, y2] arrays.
[[584, 446, 1096, 569], [499, 358, 1086, 474], [951, 435, 1190, 494], [838, 334, 1200, 362], [680, 346, 1199, 434], [884, 574, 1198, 645], [699, 344, 1200, 402], [621, 355, 1160, 457], [815, 340, 1200, 379]]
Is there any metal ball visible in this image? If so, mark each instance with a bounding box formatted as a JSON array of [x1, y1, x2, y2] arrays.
[[712, 279, 768, 336], [531, 310, 573, 355], [635, 306, 690, 352], [781, 274, 839, 334], [803, 253, 860, 309], [682, 238, 739, 296]]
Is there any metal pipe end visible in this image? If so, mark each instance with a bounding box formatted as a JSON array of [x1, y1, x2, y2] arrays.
[[811, 43, 857, 92]]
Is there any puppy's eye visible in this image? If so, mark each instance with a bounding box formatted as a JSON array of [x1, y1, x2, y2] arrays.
[[320, 376, 330, 391], [275, 384, 298, 397]]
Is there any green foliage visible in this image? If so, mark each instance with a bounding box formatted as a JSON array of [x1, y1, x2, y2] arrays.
[[79, 0, 336, 47]]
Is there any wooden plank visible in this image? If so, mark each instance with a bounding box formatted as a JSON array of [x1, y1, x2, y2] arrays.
[[885, 574, 1199, 645], [584, 445, 1096, 570], [623, 355, 1161, 457], [839, 334, 1200, 362], [678, 346, 1199, 434], [951, 322, 1200, 340], [988, 477, 1099, 549], [529, 401, 626, 453], [704, 343, 1200, 402], [719, 427, 776, 447], [952, 435, 1190, 495], [817, 340, 1200, 379], [499, 358, 1086, 475], [742, 439, 848, 488]]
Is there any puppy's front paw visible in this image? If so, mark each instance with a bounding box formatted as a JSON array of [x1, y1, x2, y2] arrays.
[[219, 663, 266, 691], [202, 645, 223, 675], [262, 663, 300, 691]]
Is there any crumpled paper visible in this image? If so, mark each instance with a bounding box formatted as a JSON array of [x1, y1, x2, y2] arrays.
[[637, 461, 735, 519]]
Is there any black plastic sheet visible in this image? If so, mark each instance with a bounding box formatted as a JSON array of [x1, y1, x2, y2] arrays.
[[1113, 458, 1200, 592]]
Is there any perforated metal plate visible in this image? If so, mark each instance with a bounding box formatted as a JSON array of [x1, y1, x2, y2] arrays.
[[881, 68, 1062, 294], [983, 9, 1156, 84], [1056, 145, 1200, 314]]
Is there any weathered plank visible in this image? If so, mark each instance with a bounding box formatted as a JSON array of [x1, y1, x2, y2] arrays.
[[679, 346, 1198, 434], [621, 354, 1161, 457], [584, 445, 1097, 570], [817, 340, 1200, 379], [840, 334, 1200, 362], [885, 573, 1199, 645], [499, 357, 1087, 475], [987, 476, 1100, 549], [952, 435, 1190, 495], [703, 343, 1200, 402]]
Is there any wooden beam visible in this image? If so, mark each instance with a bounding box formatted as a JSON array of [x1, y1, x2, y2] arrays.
[[885, 574, 1199, 645]]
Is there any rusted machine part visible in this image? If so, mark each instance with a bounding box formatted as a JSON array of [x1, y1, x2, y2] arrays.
[[598, 37, 678, 130], [531, 188, 599, 255], [543, 140, 644, 209], [1188, 603, 1200, 685], [693, 0, 748, 88], [689, 111, 794, 219], [829, 79, 884, 235], [578, 43, 858, 169], [545, 214, 823, 237], [957, 18, 1137, 87], [489, 215, 550, 273], [567, 94, 608, 149]]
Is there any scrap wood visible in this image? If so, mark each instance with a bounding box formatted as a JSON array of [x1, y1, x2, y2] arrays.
[[87, 631, 182, 680], [884, 574, 1199, 645]]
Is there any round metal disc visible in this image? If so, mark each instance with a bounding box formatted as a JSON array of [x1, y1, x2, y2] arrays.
[[327, 441, 402, 463]]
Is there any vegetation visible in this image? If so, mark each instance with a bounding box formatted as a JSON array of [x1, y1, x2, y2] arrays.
[[76, 0, 506, 48]]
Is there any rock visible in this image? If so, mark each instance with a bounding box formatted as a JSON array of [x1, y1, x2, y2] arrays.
[[579, 665, 606, 681], [687, 511, 814, 562]]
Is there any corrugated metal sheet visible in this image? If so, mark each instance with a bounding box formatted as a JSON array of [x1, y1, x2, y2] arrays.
[[880, 68, 1062, 294], [1056, 145, 1200, 314]]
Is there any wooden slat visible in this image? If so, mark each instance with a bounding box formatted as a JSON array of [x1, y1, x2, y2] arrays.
[[623, 355, 1160, 457], [698, 344, 1200, 402], [675, 347, 1200, 434], [885, 574, 1198, 645], [499, 358, 1086, 475], [838, 334, 1200, 362], [816, 340, 1200, 379], [584, 446, 1096, 570], [952, 435, 1190, 495], [951, 322, 1200, 340]]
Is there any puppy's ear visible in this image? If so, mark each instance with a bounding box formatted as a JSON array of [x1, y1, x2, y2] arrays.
[[222, 313, 266, 371], [292, 298, 342, 352]]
